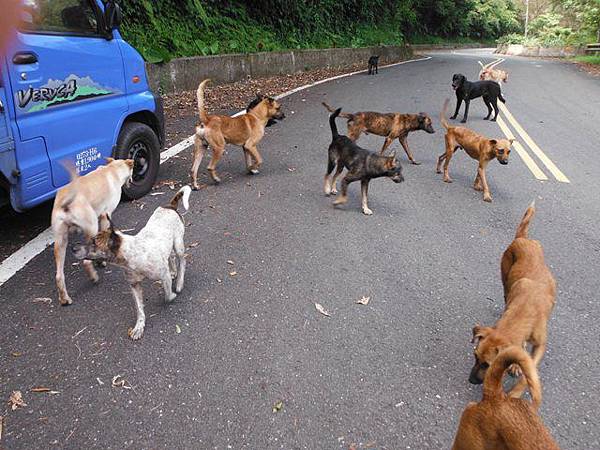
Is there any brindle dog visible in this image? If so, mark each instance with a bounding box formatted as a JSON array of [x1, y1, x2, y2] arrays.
[[322, 102, 435, 164], [324, 107, 404, 215]]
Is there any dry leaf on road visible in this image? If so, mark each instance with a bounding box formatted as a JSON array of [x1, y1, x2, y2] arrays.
[[111, 375, 132, 390], [175, 325, 181, 334], [272, 400, 283, 413], [32, 297, 52, 304], [227, 260, 235, 265], [31, 387, 60, 395], [188, 242, 200, 248], [356, 296, 371, 305], [8, 391, 26, 410], [315, 303, 330, 317]]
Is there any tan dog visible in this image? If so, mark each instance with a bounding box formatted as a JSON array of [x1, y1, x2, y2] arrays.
[[452, 346, 560, 450], [321, 102, 435, 164], [478, 60, 509, 83], [190, 79, 285, 188], [438, 99, 513, 202], [469, 202, 556, 403], [51, 158, 134, 305]]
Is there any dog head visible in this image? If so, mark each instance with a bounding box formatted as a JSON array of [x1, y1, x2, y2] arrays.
[[105, 157, 135, 186], [452, 74, 466, 91], [369, 55, 379, 63], [469, 325, 510, 384], [383, 152, 404, 183], [489, 139, 513, 165], [502, 71, 509, 83], [248, 94, 285, 122], [72, 214, 122, 262], [417, 113, 435, 134]]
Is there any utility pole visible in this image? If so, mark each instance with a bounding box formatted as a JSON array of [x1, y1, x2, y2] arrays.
[[524, 0, 530, 38]]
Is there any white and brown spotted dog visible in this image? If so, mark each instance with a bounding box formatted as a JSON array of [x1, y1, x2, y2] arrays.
[[51, 158, 134, 306], [73, 186, 192, 340]]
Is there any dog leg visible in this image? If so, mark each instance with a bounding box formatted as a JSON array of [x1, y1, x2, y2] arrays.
[[324, 154, 336, 195], [451, 98, 462, 120], [244, 144, 263, 175], [174, 236, 186, 294], [483, 97, 493, 120], [360, 180, 372, 215], [399, 135, 420, 165], [243, 146, 253, 172], [207, 145, 225, 183], [508, 343, 546, 401], [333, 173, 360, 207], [436, 153, 446, 174], [461, 100, 470, 123], [491, 98, 499, 121], [329, 163, 344, 196], [128, 280, 146, 340], [478, 165, 492, 202], [473, 172, 483, 191], [191, 136, 207, 190], [82, 260, 100, 284], [379, 136, 394, 155], [53, 225, 73, 306], [161, 268, 177, 302]]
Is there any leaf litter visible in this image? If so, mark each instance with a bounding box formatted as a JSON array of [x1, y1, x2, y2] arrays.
[[315, 303, 330, 317], [8, 391, 26, 410], [356, 296, 371, 305]]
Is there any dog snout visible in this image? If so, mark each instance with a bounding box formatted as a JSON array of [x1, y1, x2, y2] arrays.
[[427, 126, 435, 134], [468, 365, 484, 384], [274, 111, 285, 120], [392, 172, 404, 183]]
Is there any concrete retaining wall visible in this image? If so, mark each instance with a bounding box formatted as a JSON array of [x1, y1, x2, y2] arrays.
[[495, 43, 586, 57], [146, 45, 412, 93]]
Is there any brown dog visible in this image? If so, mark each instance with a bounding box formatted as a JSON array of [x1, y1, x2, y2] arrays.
[[452, 346, 560, 449], [438, 99, 513, 202], [190, 79, 285, 188], [470, 202, 556, 403], [478, 60, 509, 84], [321, 102, 435, 164], [51, 158, 134, 305]]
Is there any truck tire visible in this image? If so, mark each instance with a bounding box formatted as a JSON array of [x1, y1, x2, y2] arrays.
[[115, 122, 160, 200]]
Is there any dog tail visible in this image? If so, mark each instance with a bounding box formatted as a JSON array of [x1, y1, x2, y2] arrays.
[[169, 185, 192, 212], [322, 102, 353, 119], [498, 91, 506, 104], [440, 98, 451, 130], [483, 345, 542, 409], [197, 79, 211, 123], [515, 200, 536, 239], [329, 107, 342, 139]]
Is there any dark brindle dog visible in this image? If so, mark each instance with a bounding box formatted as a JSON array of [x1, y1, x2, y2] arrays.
[[451, 73, 506, 123], [368, 55, 379, 75], [324, 108, 404, 215], [322, 102, 435, 164]]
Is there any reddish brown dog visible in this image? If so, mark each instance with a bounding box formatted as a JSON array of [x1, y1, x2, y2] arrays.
[[321, 102, 435, 164], [190, 79, 285, 188], [452, 345, 560, 450], [438, 98, 513, 202], [469, 202, 556, 403]]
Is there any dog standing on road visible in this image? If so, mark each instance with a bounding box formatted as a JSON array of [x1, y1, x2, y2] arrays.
[[469, 202, 556, 401], [368, 55, 379, 75], [451, 73, 505, 123], [51, 158, 134, 306], [478, 61, 509, 84], [73, 186, 192, 340], [452, 346, 560, 450], [438, 99, 513, 202], [321, 102, 435, 164], [190, 79, 285, 188], [324, 107, 404, 215]]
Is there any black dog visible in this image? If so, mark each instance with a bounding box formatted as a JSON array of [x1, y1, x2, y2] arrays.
[[246, 94, 279, 127], [451, 74, 506, 123], [368, 55, 379, 75], [324, 108, 404, 215]]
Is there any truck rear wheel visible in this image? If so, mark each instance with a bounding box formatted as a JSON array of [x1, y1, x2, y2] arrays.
[[115, 122, 160, 200]]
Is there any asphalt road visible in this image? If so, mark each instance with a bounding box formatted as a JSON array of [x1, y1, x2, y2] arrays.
[[1, 49, 599, 449]]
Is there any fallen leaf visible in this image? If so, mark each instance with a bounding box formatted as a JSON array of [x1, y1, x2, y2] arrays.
[[216, 278, 222, 283], [315, 303, 330, 317], [0, 415, 3, 441], [111, 375, 132, 390], [189, 242, 200, 248], [356, 296, 371, 305], [96, 378, 104, 386], [229, 271, 237, 276], [287, 167, 296, 172], [11, 352, 22, 357], [32, 297, 52, 304], [272, 400, 283, 413], [8, 391, 26, 410], [227, 260, 235, 265], [175, 325, 181, 334], [31, 387, 50, 392]]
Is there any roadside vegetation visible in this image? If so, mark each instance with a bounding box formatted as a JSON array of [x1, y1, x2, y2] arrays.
[[118, 0, 521, 62], [497, 0, 599, 46], [574, 54, 600, 64]]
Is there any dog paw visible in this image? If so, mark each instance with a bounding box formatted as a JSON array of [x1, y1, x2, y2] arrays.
[[249, 168, 260, 175], [362, 207, 373, 216], [460, 119, 467, 124], [450, 115, 457, 120], [491, 118, 497, 122], [411, 160, 421, 165], [128, 325, 144, 340], [508, 363, 522, 378], [166, 293, 177, 303], [444, 178, 453, 183], [331, 188, 338, 195], [483, 195, 493, 203], [192, 183, 200, 191], [333, 197, 347, 206], [59, 295, 73, 306]]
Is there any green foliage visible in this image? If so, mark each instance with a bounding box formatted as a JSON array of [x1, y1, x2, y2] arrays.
[[574, 54, 600, 64], [117, 0, 522, 61]]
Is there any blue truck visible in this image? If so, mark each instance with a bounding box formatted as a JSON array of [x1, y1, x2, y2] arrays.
[[0, 0, 164, 211]]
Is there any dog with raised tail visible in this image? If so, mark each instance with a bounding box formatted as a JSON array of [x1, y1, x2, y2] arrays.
[[73, 186, 192, 340], [452, 345, 560, 449], [478, 60, 509, 84]]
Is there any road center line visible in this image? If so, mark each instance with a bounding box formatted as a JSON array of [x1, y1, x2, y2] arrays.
[[498, 103, 570, 183], [0, 56, 432, 287], [496, 116, 548, 181]]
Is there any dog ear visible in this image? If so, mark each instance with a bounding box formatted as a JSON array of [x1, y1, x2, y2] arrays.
[[471, 325, 491, 344], [124, 159, 135, 169], [489, 139, 497, 147], [105, 157, 115, 164]]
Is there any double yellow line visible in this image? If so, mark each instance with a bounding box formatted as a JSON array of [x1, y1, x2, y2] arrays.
[[485, 59, 570, 183]]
